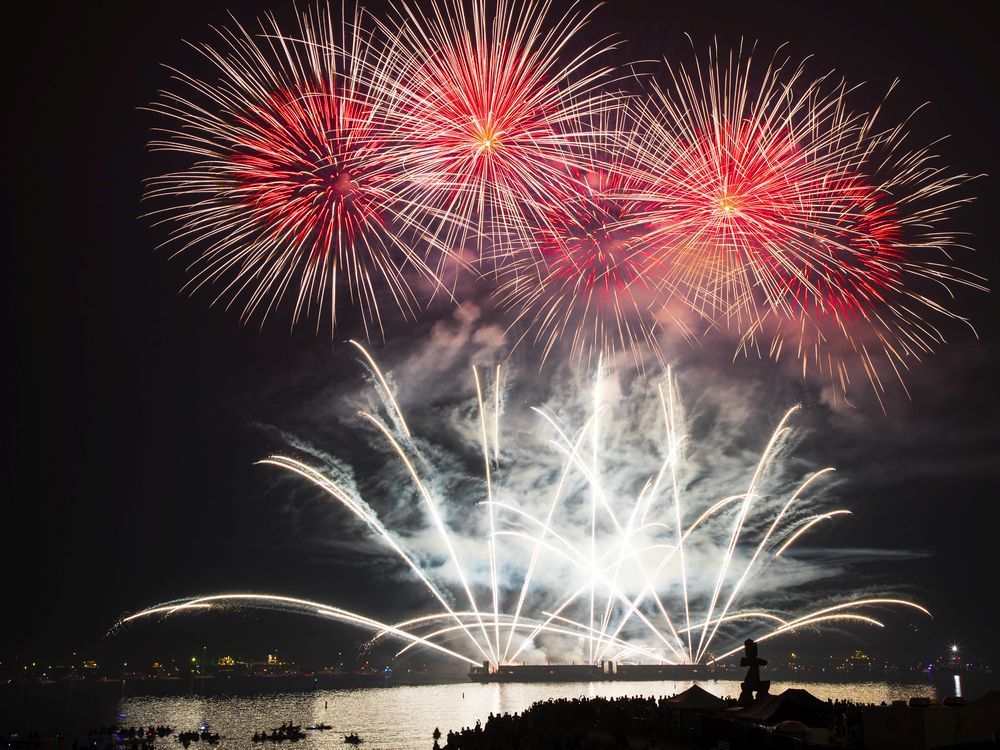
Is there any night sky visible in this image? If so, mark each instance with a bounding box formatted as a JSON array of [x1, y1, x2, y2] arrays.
[[8, 1, 999, 672]]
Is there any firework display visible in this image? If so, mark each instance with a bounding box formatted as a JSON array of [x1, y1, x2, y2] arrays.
[[119, 347, 929, 666], [128, 2, 988, 669]]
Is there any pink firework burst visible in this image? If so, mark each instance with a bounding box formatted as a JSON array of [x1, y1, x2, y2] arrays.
[[497, 110, 690, 369], [145, 6, 447, 338]]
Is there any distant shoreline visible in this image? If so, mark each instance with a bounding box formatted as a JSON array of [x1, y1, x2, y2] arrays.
[[4, 665, 981, 690], [0, 669, 964, 695]]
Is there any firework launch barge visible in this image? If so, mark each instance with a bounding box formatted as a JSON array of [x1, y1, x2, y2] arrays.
[[468, 661, 725, 682]]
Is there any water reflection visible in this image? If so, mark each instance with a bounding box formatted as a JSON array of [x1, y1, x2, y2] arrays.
[[119, 679, 938, 750]]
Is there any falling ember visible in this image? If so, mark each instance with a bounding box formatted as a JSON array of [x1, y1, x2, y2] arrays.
[[144, 6, 448, 338], [117, 347, 930, 666]]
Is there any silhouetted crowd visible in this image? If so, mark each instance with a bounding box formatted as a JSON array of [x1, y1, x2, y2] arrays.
[[436, 693, 902, 749], [826, 697, 884, 710], [437, 693, 714, 749]]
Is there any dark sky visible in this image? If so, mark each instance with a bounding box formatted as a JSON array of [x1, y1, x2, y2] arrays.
[[8, 1, 999, 672]]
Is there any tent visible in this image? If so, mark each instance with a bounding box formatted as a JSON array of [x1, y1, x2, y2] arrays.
[[728, 688, 831, 727], [664, 684, 727, 710]]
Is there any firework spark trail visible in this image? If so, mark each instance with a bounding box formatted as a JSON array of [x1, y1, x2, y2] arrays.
[[540, 395, 858, 667], [359, 410, 499, 663], [118, 593, 480, 666], [500, 410, 600, 663], [395, 621, 618, 660], [707, 599, 934, 662], [660, 375, 694, 662], [693, 405, 799, 662], [118, 346, 930, 666], [420, 353, 921, 663], [775, 509, 854, 557], [589, 359, 600, 664], [473, 366, 501, 659], [523, 413, 716, 664], [389, 613, 664, 663], [494, 530, 692, 661], [255, 455, 491, 662], [592, 379, 689, 659], [591, 494, 748, 664], [537, 613, 672, 663], [487, 504, 678, 578], [368, 522, 684, 664], [350, 338, 411, 438], [597, 456, 648, 658], [530, 407, 692, 655], [590, 394, 693, 661], [694, 466, 836, 662], [146, 6, 460, 337], [494, 364, 502, 462]]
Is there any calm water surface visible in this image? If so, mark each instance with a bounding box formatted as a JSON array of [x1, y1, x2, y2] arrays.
[[115, 679, 940, 750]]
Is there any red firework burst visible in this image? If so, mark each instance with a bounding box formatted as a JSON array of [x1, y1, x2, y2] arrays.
[[230, 80, 389, 264], [778, 178, 906, 317], [654, 120, 907, 319], [619, 44, 982, 402], [539, 171, 646, 293], [373, 0, 617, 262], [145, 7, 445, 337], [497, 109, 687, 368]]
